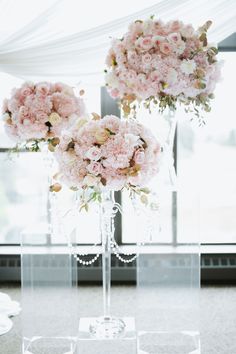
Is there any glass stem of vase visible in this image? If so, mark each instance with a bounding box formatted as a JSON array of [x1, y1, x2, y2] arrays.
[[101, 191, 114, 319], [42, 146, 54, 241], [103, 224, 111, 318], [47, 172, 52, 234]]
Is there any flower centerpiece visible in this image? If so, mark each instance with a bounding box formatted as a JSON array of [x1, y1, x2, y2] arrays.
[[53, 113, 161, 338], [2, 81, 86, 151], [105, 17, 222, 123], [53, 114, 161, 210]]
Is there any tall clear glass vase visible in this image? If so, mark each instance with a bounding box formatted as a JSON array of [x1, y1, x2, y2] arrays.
[[135, 106, 178, 192], [89, 191, 125, 339], [40, 143, 58, 240], [161, 108, 178, 190]]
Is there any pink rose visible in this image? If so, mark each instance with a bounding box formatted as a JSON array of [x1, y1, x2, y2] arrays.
[[36, 82, 51, 96], [110, 88, 120, 98], [126, 70, 137, 82], [127, 51, 138, 63], [142, 53, 152, 65], [36, 111, 48, 122], [134, 150, 145, 164], [181, 25, 194, 39], [149, 70, 159, 82], [20, 87, 33, 98], [53, 82, 64, 92], [152, 35, 165, 46], [169, 20, 182, 32], [159, 42, 172, 55], [140, 36, 153, 50], [85, 146, 102, 161], [101, 115, 120, 133], [95, 128, 110, 145], [137, 73, 146, 84], [86, 161, 102, 176], [167, 32, 181, 44]]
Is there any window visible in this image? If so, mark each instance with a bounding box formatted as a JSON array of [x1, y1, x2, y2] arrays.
[[178, 52, 236, 244], [122, 51, 236, 247], [0, 44, 235, 251]]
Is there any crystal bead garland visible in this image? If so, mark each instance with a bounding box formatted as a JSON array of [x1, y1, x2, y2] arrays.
[[70, 191, 143, 266]]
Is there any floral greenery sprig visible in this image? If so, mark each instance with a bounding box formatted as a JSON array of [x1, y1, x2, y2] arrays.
[[105, 16, 222, 124], [76, 184, 151, 212], [51, 114, 161, 210]]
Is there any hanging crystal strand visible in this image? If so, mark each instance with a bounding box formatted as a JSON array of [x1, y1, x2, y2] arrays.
[[89, 190, 125, 338]]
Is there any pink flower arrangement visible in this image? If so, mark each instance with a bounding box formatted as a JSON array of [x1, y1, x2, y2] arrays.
[[54, 115, 161, 208], [105, 17, 222, 121], [2, 81, 86, 151]]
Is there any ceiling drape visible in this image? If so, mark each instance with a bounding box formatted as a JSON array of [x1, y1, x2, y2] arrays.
[[0, 0, 235, 84]]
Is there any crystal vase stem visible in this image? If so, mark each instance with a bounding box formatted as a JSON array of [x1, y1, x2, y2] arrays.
[[162, 108, 178, 190], [102, 224, 111, 318], [42, 146, 54, 241], [100, 191, 114, 319], [165, 108, 177, 152], [89, 191, 125, 338]]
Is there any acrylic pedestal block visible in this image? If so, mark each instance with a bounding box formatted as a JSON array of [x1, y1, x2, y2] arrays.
[[136, 248, 200, 354], [21, 226, 78, 354], [77, 317, 137, 354], [23, 337, 77, 354], [138, 331, 200, 354]]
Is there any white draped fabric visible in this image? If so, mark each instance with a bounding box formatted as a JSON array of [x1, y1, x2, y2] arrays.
[[0, 0, 235, 84]]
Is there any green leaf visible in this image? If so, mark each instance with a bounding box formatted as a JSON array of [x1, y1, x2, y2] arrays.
[[140, 194, 148, 205], [140, 187, 150, 194], [70, 186, 78, 191]]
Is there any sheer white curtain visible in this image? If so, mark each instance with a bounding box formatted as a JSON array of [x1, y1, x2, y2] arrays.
[[0, 0, 235, 84]]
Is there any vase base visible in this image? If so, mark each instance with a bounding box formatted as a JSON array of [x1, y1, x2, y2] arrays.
[[89, 316, 126, 339]]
